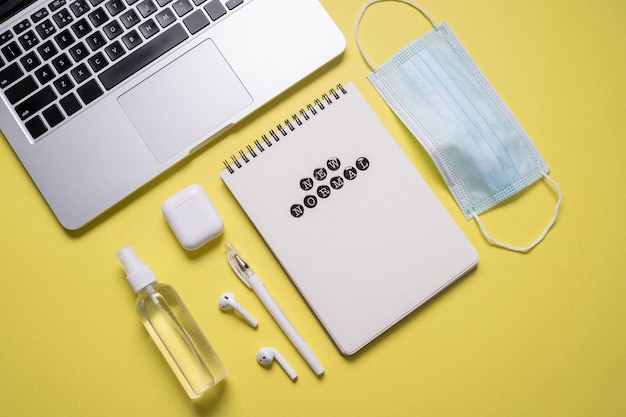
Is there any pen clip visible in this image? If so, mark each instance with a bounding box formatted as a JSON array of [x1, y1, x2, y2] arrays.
[[225, 242, 252, 288]]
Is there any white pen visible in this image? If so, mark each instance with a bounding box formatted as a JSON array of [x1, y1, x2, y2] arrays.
[[225, 243, 324, 376]]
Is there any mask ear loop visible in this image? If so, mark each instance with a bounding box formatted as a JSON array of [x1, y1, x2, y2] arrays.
[[472, 173, 563, 252], [355, 0, 438, 71]]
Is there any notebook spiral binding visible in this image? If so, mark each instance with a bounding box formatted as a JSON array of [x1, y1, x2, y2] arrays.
[[223, 84, 348, 174]]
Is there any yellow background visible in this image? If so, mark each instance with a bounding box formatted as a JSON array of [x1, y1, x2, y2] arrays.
[[1, 0, 624, 416]]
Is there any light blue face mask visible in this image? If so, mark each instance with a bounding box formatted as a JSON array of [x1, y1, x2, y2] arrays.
[[355, 0, 562, 252]]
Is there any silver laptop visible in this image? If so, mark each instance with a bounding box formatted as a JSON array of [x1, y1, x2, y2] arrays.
[[0, 0, 345, 230]]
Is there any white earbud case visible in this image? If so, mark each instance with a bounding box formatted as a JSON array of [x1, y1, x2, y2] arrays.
[[162, 184, 224, 250]]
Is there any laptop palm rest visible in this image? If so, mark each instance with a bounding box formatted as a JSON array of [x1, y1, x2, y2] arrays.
[[118, 39, 253, 163]]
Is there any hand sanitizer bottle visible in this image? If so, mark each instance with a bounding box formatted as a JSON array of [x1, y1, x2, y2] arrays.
[[117, 245, 228, 399]]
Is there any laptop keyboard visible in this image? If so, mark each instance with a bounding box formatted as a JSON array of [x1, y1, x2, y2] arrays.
[[0, 0, 245, 140]]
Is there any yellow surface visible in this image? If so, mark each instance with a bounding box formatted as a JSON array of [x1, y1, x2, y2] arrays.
[[1, 0, 624, 416]]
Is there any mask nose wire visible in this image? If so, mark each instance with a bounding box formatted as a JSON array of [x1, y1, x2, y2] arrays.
[[355, 0, 438, 72]]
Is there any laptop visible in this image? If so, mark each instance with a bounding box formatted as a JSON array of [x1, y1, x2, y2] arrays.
[[0, 0, 345, 230]]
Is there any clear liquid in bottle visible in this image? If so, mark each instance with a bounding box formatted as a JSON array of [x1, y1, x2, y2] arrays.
[[118, 246, 227, 398]]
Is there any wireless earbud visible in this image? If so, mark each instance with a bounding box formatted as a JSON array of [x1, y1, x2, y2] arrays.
[[218, 292, 258, 328], [256, 347, 297, 381]]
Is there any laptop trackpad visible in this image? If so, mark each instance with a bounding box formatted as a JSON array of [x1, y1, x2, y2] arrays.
[[119, 39, 253, 163]]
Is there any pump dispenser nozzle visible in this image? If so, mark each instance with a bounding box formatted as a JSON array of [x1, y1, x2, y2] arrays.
[[117, 245, 157, 293]]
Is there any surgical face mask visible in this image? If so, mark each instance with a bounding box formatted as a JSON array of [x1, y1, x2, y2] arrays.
[[355, 0, 562, 252]]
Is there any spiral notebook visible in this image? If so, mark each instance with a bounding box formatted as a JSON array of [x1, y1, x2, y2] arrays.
[[220, 82, 478, 355]]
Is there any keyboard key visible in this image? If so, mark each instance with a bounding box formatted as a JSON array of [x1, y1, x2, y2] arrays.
[[25, 115, 48, 139], [204, 0, 226, 21], [119, 9, 141, 29], [32, 8, 50, 23], [42, 104, 65, 127], [69, 42, 89, 61], [88, 7, 109, 27], [104, 40, 125, 60], [13, 19, 32, 35], [50, 1, 68, 12], [137, 0, 158, 18], [103, 20, 123, 39], [99, 23, 187, 90], [156, 8, 177, 28], [16, 86, 57, 120], [158, 0, 175, 6], [18, 31, 40, 51], [37, 40, 58, 61], [5, 75, 38, 104], [105, 0, 126, 16], [192, 0, 207, 6], [1, 41, 22, 61], [86, 31, 106, 50], [183, 10, 209, 35], [0, 31, 14, 46], [53, 74, 75, 94], [20, 52, 41, 71], [225, 0, 243, 10], [53, 9, 74, 28], [121, 30, 142, 50], [59, 92, 82, 115], [70, 0, 91, 17], [54, 29, 75, 49], [70, 62, 91, 83], [172, 0, 193, 17], [77, 79, 103, 104], [138, 19, 160, 39], [71, 18, 92, 38], [52, 53, 72, 72], [35, 19, 57, 39], [87, 51, 108, 71], [34, 63, 55, 84]]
